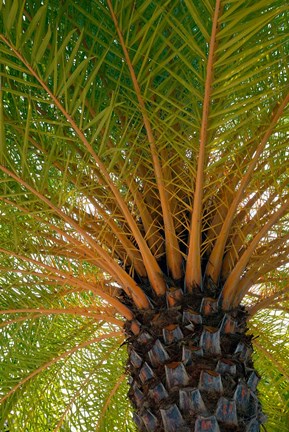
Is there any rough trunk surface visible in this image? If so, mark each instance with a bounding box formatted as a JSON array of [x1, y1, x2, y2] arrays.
[[125, 279, 265, 432]]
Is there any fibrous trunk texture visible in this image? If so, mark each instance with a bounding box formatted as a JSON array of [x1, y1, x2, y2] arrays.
[[125, 279, 265, 432]]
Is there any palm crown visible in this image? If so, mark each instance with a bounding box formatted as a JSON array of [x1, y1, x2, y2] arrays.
[[0, 0, 289, 431]]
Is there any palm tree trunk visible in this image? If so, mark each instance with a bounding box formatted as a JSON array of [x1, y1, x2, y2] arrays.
[[126, 279, 265, 432]]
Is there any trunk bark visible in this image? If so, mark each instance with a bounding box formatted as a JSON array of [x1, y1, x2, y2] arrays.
[[125, 280, 265, 432]]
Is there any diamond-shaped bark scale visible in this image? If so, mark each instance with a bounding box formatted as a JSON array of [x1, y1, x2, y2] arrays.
[[139, 362, 155, 383], [246, 418, 260, 432], [179, 388, 208, 415], [137, 331, 153, 345], [182, 345, 204, 363], [141, 410, 158, 432], [182, 346, 193, 365], [132, 383, 144, 407], [191, 346, 204, 357], [234, 342, 253, 362], [207, 278, 219, 296], [216, 359, 236, 375], [247, 371, 260, 391], [200, 297, 218, 316], [160, 404, 185, 432], [126, 291, 266, 432], [148, 339, 169, 367], [163, 324, 183, 345], [198, 370, 223, 394], [165, 362, 190, 389], [149, 383, 168, 403], [234, 382, 251, 413], [132, 413, 143, 429], [130, 320, 141, 335], [166, 288, 183, 307], [200, 327, 221, 355], [220, 314, 237, 334], [248, 392, 259, 417], [194, 415, 220, 432], [183, 308, 202, 325], [129, 349, 142, 368], [215, 397, 238, 426]]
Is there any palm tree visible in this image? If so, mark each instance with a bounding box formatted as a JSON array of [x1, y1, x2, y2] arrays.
[[0, 0, 289, 430]]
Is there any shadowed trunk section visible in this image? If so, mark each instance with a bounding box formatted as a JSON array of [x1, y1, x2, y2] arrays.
[[125, 279, 265, 432]]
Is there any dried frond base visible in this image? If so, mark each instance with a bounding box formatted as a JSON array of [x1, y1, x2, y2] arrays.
[[125, 282, 265, 432]]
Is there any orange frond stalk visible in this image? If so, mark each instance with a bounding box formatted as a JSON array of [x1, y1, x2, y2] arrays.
[[95, 374, 126, 432], [106, 0, 183, 282], [0, 332, 124, 405], [12, 120, 147, 277], [0, 309, 124, 328], [117, 140, 164, 256], [0, 34, 165, 297], [253, 340, 289, 382], [249, 284, 289, 316], [221, 190, 280, 278], [0, 197, 111, 268], [0, 165, 150, 309], [81, 196, 147, 277], [232, 244, 289, 308], [207, 89, 289, 284], [127, 177, 164, 256], [54, 371, 98, 432], [186, 0, 221, 291], [0, 247, 134, 319], [0, 314, 44, 328], [204, 141, 277, 254], [204, 174, 236, 252], [221, 197, 289, 310]]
